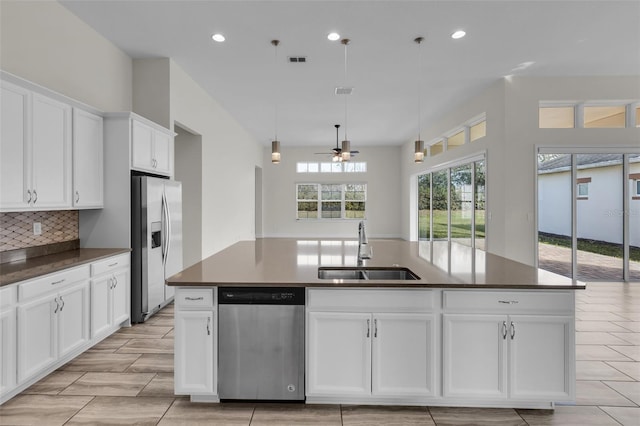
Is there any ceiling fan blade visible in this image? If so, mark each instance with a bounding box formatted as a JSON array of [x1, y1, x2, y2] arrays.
[[350, 150, 360, 154], [314, 152, 333, 155]]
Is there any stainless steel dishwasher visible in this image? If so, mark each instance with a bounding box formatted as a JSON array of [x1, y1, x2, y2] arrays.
[[218, 287, 305, 400]]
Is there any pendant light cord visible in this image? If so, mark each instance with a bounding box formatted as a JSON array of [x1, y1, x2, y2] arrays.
[[272, 40, 279, 141], [342, 39, 350, 141], [415, 37, 423, 141]]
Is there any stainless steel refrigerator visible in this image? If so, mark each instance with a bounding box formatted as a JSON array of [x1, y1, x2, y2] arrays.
[[131, 175, 183, 323]]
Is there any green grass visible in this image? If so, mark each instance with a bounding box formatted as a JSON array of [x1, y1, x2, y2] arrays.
[[418, 210, 485, 240], [539, 232, 640, 262]]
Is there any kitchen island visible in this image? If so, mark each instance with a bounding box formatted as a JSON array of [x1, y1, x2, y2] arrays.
[[167, 238, 584, 409]]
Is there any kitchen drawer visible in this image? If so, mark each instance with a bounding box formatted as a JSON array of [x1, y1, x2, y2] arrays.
[[0, 284, 17, 309], [91, 254, 130, 276], [19, 265, 90, 301], [307, 288, 434, 312], [175, 288, 215, 310], [443, 290, 574, 314]]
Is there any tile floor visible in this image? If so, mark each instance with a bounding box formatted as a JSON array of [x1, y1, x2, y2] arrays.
[[1, 282, 638, 425]]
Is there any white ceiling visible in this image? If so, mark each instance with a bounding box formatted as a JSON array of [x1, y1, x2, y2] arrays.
[[60, 0, 640, 148]]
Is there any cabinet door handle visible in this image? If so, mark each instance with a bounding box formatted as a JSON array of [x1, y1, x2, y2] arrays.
[[54, 297, 59, 314], [108, 262, 118, 267], [32, 190, 38, 204], [510, 321, 515, 340], [206, 317, 211, 335], [108, 277, 113, 289], [502, 321, 507, 340], [113, 276, 118, 288], [185, 296, 204, 301], [59, 296, 65, 312], [75, 190, 80, 203], [51, 279, 65, 286], [374, 318, 378, 338], [27, 190, 32, 204], [366, 319, 370, 338]]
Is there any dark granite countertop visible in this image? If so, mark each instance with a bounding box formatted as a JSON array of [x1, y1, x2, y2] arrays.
[[167, 238, 586, 290], [0, 248, 131, 287]]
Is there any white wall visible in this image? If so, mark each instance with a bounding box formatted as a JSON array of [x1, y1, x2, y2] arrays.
[[0, 0, 132, 112], [403, 76, 640, 266], [263, 146, 402, 239], [169, 61, 263, 258], [539, 163, 640, 247]]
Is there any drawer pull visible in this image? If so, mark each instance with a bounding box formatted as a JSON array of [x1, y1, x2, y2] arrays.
[[498, 300, 519, 304], [185, 296, 204, 301], [108, 262, 118, 267], [51, 279, 65, 286]]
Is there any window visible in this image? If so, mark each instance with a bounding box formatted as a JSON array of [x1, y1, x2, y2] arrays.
[[417, 156, 486, 248], [296, 183, 367, 219], [447, 130, 465, 149], [576, 177, 591, 199], [430, 140, 444, 156], [633, 179, 640, 197], [539, 106, 575, 128], [636, 106, 640, 128], [470, 120, 486, 142], [577, 182, 589, 198], [584, 105, 626, 128], [298, 162, 366, 173]]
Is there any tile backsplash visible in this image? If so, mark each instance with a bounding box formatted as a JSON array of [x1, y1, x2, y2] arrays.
[[0, 210, 79, 252]]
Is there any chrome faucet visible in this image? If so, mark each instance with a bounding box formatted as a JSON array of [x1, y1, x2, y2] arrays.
[[357, 221, 372, 265]]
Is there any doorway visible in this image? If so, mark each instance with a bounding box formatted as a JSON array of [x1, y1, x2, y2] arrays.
[[174, 124, 202, 268]]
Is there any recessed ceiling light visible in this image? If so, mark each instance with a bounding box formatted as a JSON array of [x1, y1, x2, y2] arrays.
[[451, 30, 466, 39], [212, 33, 226, 42], [327, 32, 340, 41]]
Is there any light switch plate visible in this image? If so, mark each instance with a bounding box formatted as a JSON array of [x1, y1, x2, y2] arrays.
[[33, 222, 42, 236]]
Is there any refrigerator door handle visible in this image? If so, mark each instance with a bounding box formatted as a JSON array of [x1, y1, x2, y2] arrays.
[[165, 191, 172, 264], [161, 191, 169, 266]]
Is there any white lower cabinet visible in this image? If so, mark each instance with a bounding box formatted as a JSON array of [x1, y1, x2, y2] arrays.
[[175, 310, 215, 394], [442, 290, 575, 404], [90, 255, 130, 339], [308, 312, 371, 396], [0, 286, 17, 396], [174, 288, 216, 397], [17, 280, 89, 382], [306, 289, 435, 401]]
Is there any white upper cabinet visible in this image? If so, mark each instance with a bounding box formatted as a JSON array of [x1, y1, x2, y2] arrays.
[[72, 109, 103, 208], [131, 118, 173, 176], [30, 93, 72, 209], [1, 81, 31, 210], [0, 80, 73, 211]]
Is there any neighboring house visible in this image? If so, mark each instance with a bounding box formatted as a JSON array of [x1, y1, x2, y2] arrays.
[[538, 154, 640, 248]]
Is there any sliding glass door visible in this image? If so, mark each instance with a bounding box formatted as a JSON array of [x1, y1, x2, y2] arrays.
[[537, 150, 639, 281]]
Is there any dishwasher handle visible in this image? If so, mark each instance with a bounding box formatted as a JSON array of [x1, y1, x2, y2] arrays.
[[218, 287, 305, 305]]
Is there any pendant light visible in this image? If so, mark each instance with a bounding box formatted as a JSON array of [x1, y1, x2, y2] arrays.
[[271, 39, 281, 164], [414, 36, 425, 163], [341, 38, 351, 162]]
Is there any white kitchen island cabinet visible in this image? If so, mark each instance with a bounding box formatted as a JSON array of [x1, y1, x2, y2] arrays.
[[306, 289, 436, 404], [442, 290, 575, 407], [166, 238, 584, 409], [174, 288, 217, 400]]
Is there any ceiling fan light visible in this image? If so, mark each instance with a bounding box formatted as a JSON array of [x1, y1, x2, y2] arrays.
[[341, 140, 351, 161], [414, 140, 425, 163], [271, 140, 281, 164]]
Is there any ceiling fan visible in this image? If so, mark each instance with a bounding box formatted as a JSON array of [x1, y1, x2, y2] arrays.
[[314, 124, 359, 161]]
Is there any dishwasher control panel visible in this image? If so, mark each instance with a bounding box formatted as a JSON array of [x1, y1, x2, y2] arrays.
[[218, 287, 305, 305]]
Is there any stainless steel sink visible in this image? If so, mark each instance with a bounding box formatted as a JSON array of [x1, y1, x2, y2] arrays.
[[318, 267, 420, 281]]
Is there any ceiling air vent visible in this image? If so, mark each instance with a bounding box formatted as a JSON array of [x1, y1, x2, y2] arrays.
[[335, 87, 353, 95], [288, 56, 307, 63]]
